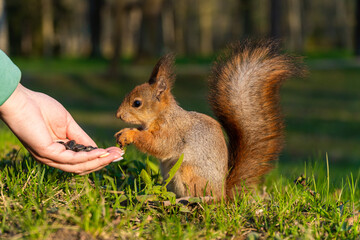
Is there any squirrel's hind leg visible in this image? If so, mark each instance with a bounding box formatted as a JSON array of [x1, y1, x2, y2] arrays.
[[176, 164, 224, 199]]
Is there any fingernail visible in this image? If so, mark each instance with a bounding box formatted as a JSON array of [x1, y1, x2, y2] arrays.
[[112, 157, 123, 163], [99, 152, 110, 158]]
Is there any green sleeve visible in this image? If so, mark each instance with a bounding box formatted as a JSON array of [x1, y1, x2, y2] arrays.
[[0, 50, 21, 106]]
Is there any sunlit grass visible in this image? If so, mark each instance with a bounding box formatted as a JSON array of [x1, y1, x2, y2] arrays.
[[0, 136, 359, 239]]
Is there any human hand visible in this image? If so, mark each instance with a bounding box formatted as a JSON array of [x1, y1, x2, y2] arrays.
[[0, 84, 123, 175]]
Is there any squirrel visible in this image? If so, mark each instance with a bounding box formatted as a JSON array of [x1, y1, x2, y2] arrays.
[[115, 40, 304, 199]]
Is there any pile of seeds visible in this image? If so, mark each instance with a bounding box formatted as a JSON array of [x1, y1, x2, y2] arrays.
[[58, 140, 98, 152]]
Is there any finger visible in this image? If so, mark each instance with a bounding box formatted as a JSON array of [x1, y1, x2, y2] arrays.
[[66, 114, 97, 147], [78, 148, 124, 175], [79, 165, 107, 175], [105, 146, 124, 156], [39, 142, 109, 165], [106, 147, 124, 162], [43, 151, 122, 174]]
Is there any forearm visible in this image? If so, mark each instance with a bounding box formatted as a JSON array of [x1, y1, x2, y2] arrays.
[[0, 84, 26, 117], [133, 130, 172, 159], [0, 84, 54, 150], [115, 128, 163, 157]]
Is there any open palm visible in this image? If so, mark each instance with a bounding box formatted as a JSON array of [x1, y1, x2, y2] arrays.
[[0, 84, 123, 174]]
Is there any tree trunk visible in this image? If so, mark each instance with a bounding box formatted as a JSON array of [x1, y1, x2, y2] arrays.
[[270, 0, 282, 38], [199, 0, 213, 55], [185, 0, 200, 55], [355, 0, 360, 56], [334, 0, 350, 49], [173, 0, 186, 55], [108, 0, 123, 77], [240, 0, 252, 37], [21, 23, 33, 56], [287, 0, 303, 52], [121, 1, 142, 57], [162, 0, 175, 52], [0, 0, 8, 53], [138, 0, 164, 58], [42, 0, 54, 57], [88, 0, 103, 58]]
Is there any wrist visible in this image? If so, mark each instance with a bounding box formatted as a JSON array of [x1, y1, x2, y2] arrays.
[[0, 84, 28, 118]]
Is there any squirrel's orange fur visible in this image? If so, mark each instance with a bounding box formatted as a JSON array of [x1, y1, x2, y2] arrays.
[[115, 40, 304, 199]]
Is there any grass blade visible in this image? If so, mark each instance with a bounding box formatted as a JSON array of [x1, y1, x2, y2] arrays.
[[164, 154, 183, 188]]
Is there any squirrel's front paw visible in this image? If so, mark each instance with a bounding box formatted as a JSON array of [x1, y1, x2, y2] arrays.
[[115, 128, 138, 148]]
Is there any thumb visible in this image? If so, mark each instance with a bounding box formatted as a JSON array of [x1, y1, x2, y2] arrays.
[[66, 114, 97, 147]]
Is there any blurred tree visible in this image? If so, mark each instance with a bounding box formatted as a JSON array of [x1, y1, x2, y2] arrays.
[[287, 0, 303, 52], [334, 0, 351, 49], [240, 0, 253, 37], [42, 0, 55, 57], [108, 0, 124, 76], [211, 0, 233, 50], [270, 0, 282, 38], [199, 0, 214, 55], [122, 1, 142, 56], [185, 0, 200, 55], [173, 0, 186, 55], [2, 0, 359, 58], [6, 0, 42, 56], [0, 0, 8, 53], [88, 0, 103, 57], [162, 0, 175, 52], [355, 0, 360, 56], [57, 1, 89, 56], [138, 0, 164, 58]]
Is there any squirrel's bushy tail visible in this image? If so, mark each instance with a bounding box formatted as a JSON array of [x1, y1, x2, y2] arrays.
[[208, 40, 304, 198]]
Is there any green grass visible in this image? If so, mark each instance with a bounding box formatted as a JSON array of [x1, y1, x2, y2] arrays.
[[0, 146, 359, 239], [1, 57, 360, 239]]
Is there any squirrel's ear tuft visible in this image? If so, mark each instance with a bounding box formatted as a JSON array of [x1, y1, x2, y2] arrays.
[[148, 54, 175, 98]]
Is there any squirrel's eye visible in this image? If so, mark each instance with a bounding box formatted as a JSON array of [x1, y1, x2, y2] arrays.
[[132, 100, 142, 108]]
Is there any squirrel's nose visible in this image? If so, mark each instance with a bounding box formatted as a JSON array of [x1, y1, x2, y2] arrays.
[[116, 111, 122, 119]]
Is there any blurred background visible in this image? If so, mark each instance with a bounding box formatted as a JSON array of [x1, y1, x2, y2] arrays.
[[1, 0, 360, 58], [1, 0, 360, 173]]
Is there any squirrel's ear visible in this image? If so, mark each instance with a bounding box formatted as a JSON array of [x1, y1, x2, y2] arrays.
[[148, 53, 175, 99]]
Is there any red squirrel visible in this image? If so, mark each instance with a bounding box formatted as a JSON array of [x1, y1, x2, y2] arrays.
[[115, 40, 304, 199]]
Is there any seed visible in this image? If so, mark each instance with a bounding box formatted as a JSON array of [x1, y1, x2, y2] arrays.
[[84, 146, 97, 152], [66, 140, 76, 149], [73, 144, 86, 152], [57, 140, 97, 152]]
